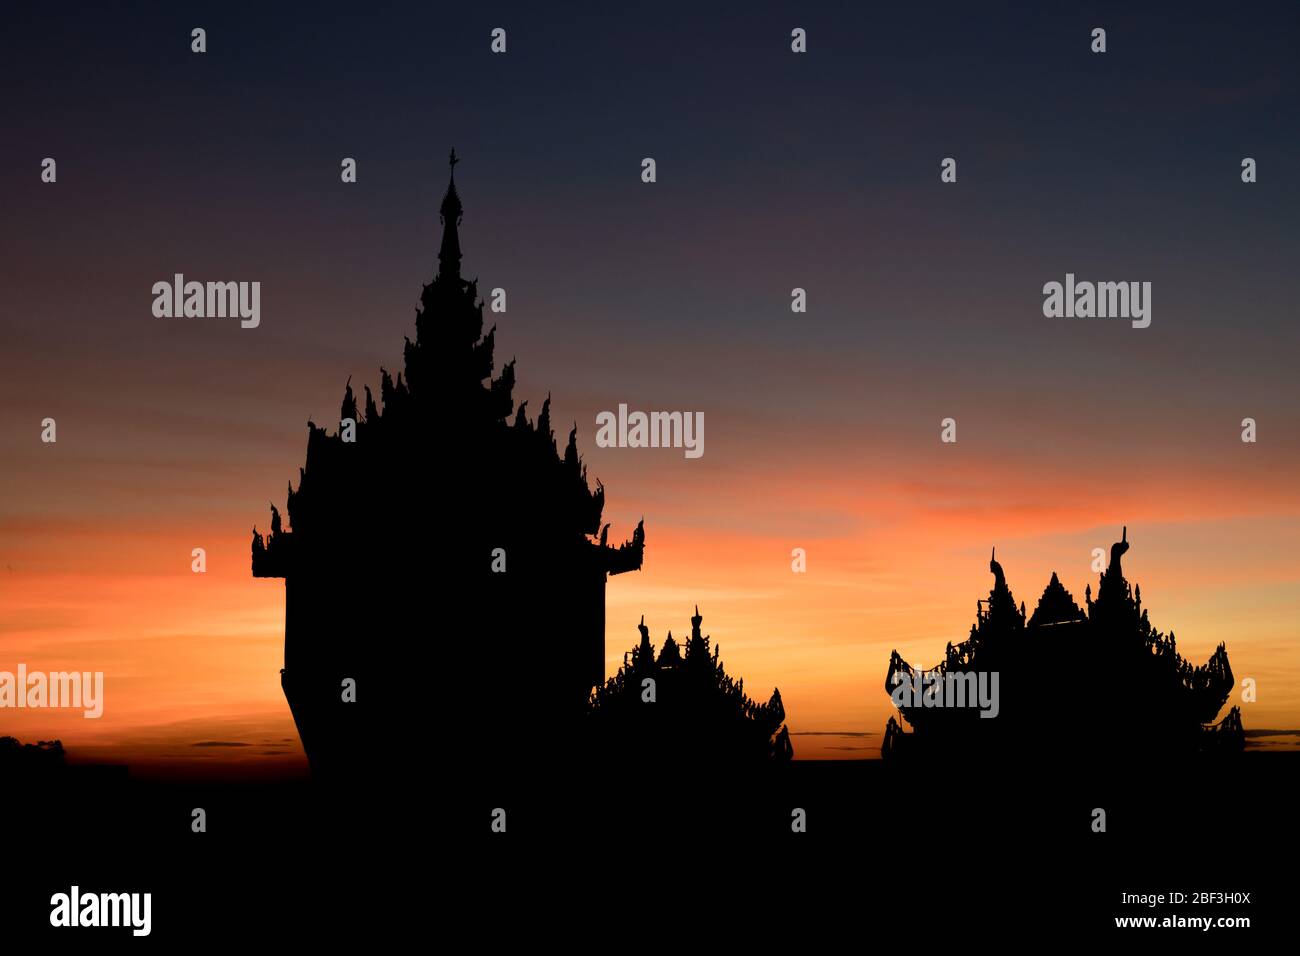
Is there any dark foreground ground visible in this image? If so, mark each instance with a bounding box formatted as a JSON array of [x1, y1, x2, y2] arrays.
[[2, 751, 1293, 943]]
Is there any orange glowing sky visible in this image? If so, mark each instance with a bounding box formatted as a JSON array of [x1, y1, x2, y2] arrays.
[[3, 362, 1298, 770]]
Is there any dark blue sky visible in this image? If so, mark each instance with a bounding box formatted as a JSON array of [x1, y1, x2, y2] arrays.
[[3, 0, 1297, 462]]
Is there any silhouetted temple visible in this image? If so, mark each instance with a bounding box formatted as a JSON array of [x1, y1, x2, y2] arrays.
[[882, 528, 1244, 761], [586, 607, 793, 767], [252, 154, 645, 778]]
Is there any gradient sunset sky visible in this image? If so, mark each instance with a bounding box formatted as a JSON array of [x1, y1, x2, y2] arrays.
[[2, 2, 1298, 773]]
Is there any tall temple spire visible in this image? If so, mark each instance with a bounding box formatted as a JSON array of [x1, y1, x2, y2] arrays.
[[438, 148, 463, 279]]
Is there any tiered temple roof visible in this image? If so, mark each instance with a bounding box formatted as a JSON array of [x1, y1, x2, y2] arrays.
[[586, 606, 794, 766], [883, 528, 1243, 761]]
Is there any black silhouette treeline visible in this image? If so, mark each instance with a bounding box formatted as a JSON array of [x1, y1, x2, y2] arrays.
[[252, 154, 789, 780], [883, 527, 1245, 762], [0, 736, 65, 776]]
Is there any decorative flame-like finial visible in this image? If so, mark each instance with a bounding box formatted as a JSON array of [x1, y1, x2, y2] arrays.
[[438, 148, 464, 276]]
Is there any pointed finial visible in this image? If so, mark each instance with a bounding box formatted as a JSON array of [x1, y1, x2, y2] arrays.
[[1122, 525, 1127, 543], [438, 149, 465, 275]]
